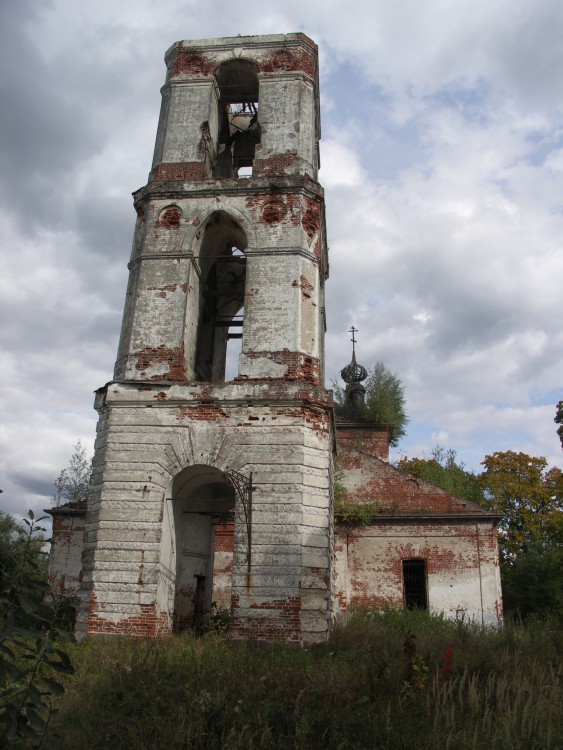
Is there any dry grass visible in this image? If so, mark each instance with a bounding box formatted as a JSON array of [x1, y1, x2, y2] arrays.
[[44, 609, 561, 750]]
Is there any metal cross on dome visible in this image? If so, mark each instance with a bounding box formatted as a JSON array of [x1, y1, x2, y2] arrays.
[[340, 325, 368, 384], [349, 325, 358, 353]]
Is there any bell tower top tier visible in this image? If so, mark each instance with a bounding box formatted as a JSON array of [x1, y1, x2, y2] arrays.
[[115, 33, 327, 387], [152, 33, 320, 182]]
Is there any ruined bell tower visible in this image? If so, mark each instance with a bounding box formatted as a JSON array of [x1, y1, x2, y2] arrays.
[[77, 34, 333, 644]]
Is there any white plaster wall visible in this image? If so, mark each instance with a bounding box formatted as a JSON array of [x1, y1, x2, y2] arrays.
[[334, 523, 502, 626], [48, 514, 85, 595], [79, 381, 333, 642], [160, 80, 216, 164]]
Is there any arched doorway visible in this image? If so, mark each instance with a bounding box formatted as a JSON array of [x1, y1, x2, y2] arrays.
[[171, 465, 235, 631]]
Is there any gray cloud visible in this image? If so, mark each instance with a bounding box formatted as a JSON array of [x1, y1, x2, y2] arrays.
[[1, 0, 561, 523]]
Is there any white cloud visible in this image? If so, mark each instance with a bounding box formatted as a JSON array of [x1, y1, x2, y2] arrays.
[[319, 139, 367, 188], [0, 0, 561, 523]]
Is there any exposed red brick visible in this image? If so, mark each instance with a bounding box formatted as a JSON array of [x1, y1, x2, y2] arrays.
[[336, 427, 497, 516], [253, 153, 298, 177], [214, 522, 234, 553], [87, 594, 172, 638], [313, 236, 322, 262], [177, 401, 227, 421], [152, 162, 207, 181], [134, 346, 186, 381], [337, 426, 391, 462], [301, 196, 321, 239], [242, 349, 320, 385], [261, 46, 316, 78], [147, 284, 178, 299], [245, 192, 297, 218], [156, 207, 181, 229], [261, 200, 288, 224], [283, 403, 331, 433], [230, 594, 302, 643], [172, 49, 215, 77], [298, 274, 314, 300], [46, 506, 86, 597]]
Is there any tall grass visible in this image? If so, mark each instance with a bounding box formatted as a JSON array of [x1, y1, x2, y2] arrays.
[[47, 609, 561, 750]]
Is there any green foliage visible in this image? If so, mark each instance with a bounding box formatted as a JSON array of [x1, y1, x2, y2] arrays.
[[398, 447, 563, 620], [478, 450, 562, 620], [501, 543, 563, 622], [0, 510, 75, 747], [332, 460, 383, 525], [334, 361, 408, 446], [0, 513, 24, 566], [201, 603, 230, 635], [0, 512, 48, 617], [332, 460, 347, 506], [53, 442, 91, 507], [478, 450, 563, 562], [48, 610, 562, 750], [555, 400, 563, 449], [334, 501, 380, 525], [396, 446, 485, 506]]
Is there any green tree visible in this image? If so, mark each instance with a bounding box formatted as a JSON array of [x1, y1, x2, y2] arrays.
[[334, 361, 408, 447], [500, 542, 563, 621], [396, 446, 485, 506], [478, 450, 563, 562], [0, 511, 47, 593], [556, 400, 563, 450], [0, 511, 74, 745], [53, 441, 91, 507]]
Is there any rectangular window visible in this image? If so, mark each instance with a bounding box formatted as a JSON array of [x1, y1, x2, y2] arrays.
[[402, 559, 428, 610]]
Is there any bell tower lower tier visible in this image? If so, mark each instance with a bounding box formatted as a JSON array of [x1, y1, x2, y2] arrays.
[[77, 33, 334, 644]]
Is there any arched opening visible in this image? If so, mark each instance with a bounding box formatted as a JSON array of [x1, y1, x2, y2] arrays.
[[213, 60, 260, 178], [193, 212, 247, 383], [172, 465, 235, 631]]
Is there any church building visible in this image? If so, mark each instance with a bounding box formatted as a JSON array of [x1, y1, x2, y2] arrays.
[[47, 34, 503, 642]]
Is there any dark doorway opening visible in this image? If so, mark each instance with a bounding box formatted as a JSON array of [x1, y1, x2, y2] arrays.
[[402, 559, 428, 610], [172, 465, 236, 631]]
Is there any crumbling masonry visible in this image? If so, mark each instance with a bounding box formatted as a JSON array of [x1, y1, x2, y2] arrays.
[[48, 33, 503, 640], [75, 34, 333, 643]]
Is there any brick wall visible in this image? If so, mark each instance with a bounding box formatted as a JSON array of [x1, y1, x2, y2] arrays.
[[334, 424, 503, 625], [334, 521, 502, 626], [47, 505, 86, 596]]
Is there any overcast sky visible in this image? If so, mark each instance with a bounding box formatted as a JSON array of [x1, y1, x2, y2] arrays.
[[1, 0, 562, 519]]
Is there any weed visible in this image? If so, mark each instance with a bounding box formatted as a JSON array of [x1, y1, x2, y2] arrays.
[[45, 609, 561, 750], [0, 511, 75, 748]]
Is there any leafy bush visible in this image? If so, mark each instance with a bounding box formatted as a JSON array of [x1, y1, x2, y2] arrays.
[[201, 603, 230, 635], [0, 511, 75, 747], [396, 446, 485, 506], [502, 543, 563, 622]]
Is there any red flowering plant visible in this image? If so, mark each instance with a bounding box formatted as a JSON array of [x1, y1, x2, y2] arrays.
[[443, 647, 454, 678]]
